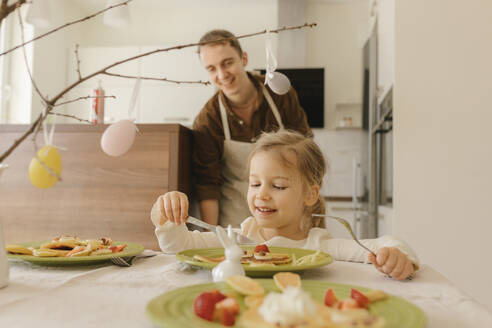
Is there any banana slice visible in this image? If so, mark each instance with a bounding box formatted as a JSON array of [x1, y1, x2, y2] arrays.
[[273, 272, 301, 291], [226, 275, 265, 296]]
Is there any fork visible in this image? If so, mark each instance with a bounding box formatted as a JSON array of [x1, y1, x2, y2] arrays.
[[110, 254, 156, 267], [312, 214, 377, 257], [313, 214, 414, 281]]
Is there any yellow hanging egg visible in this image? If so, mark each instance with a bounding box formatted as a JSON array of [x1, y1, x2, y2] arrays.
[[28, 145, 62, 189]]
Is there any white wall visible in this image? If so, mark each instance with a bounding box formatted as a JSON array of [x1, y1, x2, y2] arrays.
[[306, 0, 368, 129], [30, 0, 86, 122], [395, 0, 492, 310], [2, 6, 33, 124], [62, 0, 279, 124]]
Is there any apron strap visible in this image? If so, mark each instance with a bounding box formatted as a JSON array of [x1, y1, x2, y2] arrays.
[[219, 85, 285, 141], [218, 94, 231, 140], [261, 85, 285, 130]]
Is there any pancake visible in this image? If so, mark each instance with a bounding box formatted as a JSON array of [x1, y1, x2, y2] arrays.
[[193, 250, 292, 266], [250, 252, 292, 265], [239, 300, 333, 328], [193, 254, 225, 264], [32, 248, 61, 257], [6, 244, 33, 255], [40, 240, 79, 250]]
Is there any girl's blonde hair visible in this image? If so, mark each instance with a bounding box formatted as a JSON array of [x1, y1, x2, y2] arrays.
[[248, 130, 327, 232]]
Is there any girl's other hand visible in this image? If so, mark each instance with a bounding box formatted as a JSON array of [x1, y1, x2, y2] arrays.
[[158, 191, 189, 226], [368, 247, 415, 281]]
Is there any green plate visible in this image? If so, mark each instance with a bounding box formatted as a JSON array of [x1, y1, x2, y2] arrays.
[[146, 279, 426, 328], [176, 246, 332, 277], [7, 241, 144, 266]]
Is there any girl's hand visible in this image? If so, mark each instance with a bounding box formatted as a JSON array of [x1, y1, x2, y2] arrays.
[[157, 191, 189, 226], [368, 247, 415, 281]]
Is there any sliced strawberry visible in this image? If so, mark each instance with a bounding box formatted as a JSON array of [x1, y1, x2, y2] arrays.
[[210, 289, 227, 304], [337, 298, 360, 310], [193, 292, 216, 321], [219, 308, 235, 326], [254, 244, 270, 253], [324, 288, 338, 307], [215, 297, 240, 316], [109, 244, 127, 253], [350, 288, 370, 308]]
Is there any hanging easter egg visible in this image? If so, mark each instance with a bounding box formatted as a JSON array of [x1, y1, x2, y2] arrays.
[[101, 119, 137, 157], [267, 71, 291, 95], [28, 145, 62, 189]]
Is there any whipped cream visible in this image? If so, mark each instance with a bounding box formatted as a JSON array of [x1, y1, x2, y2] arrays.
[[258, 287, 316, 326]]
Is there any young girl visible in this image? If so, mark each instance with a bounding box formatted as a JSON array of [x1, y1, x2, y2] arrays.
[[150, 130, 418, 280]]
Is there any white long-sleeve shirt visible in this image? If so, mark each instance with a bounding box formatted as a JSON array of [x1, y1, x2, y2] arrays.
[[151, 202, 419, 267]]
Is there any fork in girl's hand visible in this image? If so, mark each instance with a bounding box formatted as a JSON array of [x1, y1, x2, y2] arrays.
[[312, 214, 377, 257]]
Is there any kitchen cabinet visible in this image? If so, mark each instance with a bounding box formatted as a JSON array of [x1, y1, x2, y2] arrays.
[[0, 124, 192, 250]]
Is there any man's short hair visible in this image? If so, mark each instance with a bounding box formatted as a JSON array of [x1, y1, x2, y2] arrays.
[[197, 29, 243, 56]]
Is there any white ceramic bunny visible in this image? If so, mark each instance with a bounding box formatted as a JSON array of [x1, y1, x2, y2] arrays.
[[212, 225, 245, 282]]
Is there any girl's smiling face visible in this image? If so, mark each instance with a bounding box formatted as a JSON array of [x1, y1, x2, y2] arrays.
[[247, 150, 317, 239]]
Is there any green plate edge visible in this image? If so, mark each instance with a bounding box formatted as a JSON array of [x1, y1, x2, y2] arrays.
[[7, 240, 144, 266], [146, 279, 427, 328], [176, 246, 333, 277]]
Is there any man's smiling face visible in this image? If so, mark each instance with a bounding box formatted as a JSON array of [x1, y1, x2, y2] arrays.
[[200, 43, 249, 98]]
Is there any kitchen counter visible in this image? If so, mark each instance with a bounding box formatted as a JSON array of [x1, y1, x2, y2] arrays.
[[0, 124, 192, 250]]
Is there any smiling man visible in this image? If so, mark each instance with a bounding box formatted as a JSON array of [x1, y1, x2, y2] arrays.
[[192, 29, 311, 228]]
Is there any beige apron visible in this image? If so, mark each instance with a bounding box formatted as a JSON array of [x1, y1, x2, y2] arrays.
[[218, 85, 284, 227]]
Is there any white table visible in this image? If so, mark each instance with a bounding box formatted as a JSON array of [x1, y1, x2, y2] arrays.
[[1, 252, 491, 327]]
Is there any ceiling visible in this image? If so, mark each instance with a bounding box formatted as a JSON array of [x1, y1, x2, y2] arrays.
[[71, 0, 362, 14]]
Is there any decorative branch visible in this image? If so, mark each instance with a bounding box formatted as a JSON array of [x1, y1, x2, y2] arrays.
[[0, 22, 317, 164], [48, 112, 93, 124], [54, 95, 116, 107], [0, 0, 134, 57], [0, 0, 27, 25], [102, 71, 211, 85], [74, 44, 82, 80]]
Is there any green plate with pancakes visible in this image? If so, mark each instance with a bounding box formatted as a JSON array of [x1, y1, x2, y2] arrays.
[[7, 240, 144, 266], [146, 279, 426, 328], [176, 246, 333, 277]]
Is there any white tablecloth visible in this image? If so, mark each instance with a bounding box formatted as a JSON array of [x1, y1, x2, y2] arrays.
[[1, 251, 491, 327]]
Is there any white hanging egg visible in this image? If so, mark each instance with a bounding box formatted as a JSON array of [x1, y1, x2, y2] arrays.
[[267, 71, 291, 95], [100, 119, 137, 157]]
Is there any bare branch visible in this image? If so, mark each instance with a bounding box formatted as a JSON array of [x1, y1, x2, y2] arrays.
[[103, 71, 211, 85], [74, 44, 82, 80], [49, 112, 93, 124], [49, 22, 318, 107], [16, 5, 47, 104], [0, 0, 134, 57], [0, 0, 27, 23], [0, 22, 317, 164], [54, 95, 115, 107]]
